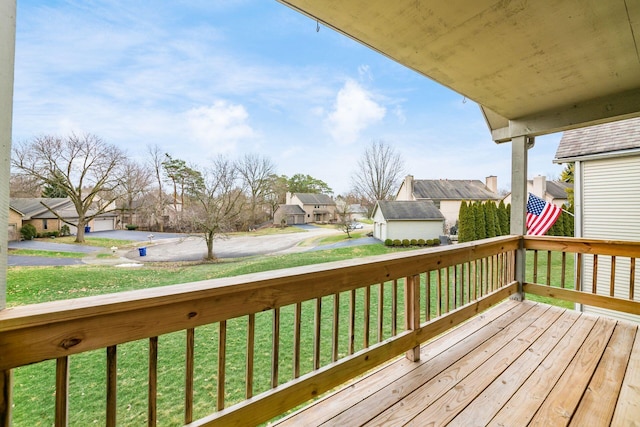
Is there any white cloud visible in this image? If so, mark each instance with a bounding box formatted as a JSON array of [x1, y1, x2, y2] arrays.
[[185, 101, 257, 153], [325, 79, 386, 144]]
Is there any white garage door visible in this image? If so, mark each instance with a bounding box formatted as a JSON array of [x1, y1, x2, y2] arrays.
[[92, 217, 115, 231]]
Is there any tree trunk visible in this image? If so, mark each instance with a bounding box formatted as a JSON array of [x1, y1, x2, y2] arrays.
[[205, 231, 215, 260], [75, 220, 86, 243]]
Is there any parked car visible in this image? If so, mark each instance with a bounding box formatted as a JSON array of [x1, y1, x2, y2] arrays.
[[348, 222, 364, 230]]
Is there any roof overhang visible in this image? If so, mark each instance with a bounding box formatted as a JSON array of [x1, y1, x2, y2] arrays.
[[277, 0, 640, 142]]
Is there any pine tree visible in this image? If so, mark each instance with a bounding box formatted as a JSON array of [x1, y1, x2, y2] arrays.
[[475, 202, 486, 240], [497, 200, 509, 236], [458, 201, 469, 242], [485, 202, 497, 238]]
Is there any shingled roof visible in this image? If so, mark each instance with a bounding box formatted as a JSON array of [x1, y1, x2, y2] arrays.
[[541, 180, 572, 199], [293, 193, 335, 205], [412, 180, 500, 201], [555, 116, 640, 161], [375, 200, 444, 221], [9, 198, 71, 219]]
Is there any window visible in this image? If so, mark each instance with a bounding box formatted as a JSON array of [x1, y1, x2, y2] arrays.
[[433, 200, 441, 209], [43, 219, 48, 230]]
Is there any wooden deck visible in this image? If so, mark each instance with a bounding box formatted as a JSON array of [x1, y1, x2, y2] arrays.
[[274, 300, 640, 426]]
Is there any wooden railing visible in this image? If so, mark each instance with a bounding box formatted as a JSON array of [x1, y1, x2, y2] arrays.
[[523, 236, 640, 317], [0, 236, 519, 426]]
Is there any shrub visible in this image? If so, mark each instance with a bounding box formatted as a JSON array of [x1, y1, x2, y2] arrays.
[[426, 239, 435, 246], [60, 225, 70, 236], [384, 239, 393, 246], [432, 239, 441, 246], [402, 239, 410, 247], [393, 239, 402, 247], [417, 239, 425, 246], [20, 224, 37, 240], [126, 224, 138, 230], [410, 239, 418, 246]]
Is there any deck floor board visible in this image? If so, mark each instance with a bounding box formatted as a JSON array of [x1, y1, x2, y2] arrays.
[[273, 300, 640, 427]]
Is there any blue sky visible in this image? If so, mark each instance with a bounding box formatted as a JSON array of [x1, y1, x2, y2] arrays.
[[12, 0, 564, 195]]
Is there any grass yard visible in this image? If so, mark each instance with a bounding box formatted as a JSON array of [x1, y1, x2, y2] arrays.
[[53, 236, 136, 248], [7, 249, 87, 258], [7, 244, 577, 426]]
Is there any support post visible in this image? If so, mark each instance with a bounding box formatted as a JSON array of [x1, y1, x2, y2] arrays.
[[0, 370, 11, 427], [510, 135, 530, 300], [404, 274, 420, 361], [0, 0, 17, 312]]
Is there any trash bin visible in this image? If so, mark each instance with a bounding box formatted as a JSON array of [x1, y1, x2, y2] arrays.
[[85, 226, 91, 233], [138, 247, 147, 257]]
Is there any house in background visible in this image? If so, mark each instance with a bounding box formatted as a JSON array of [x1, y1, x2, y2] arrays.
[[9, 198, 117, 235], [502, 175, 572, 207], [8, 205, 23, 241], [554, 116, 640, 322], [273, 192, 336, 225], [395, 175, 501, 232], [348, 204, 368, 221], [372, 200, 444, 242]]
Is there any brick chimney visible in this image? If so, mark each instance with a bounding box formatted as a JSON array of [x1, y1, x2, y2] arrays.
[[485, 175, 497, 193]]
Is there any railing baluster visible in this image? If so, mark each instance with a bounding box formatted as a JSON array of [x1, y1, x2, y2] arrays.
[[546, 251, 552, 286], [425, 272, 431, 322], [480, 258, 486, 296], [592, 254, 599, 294], [561, 252, 567, 288], [630, 258, 636, 300], [436, 268, 442, 316], [610, 256, 617, 297], [55, 356, 69, 427], [293, 304, 301, 379], [363, 286, 370, 349], [332, 293, 339, 362], [0, 369, 11, 427], [271, 309, 280, 388], [445, 267, 450, 313], [377, 283, 384, 343], [454, 265, 459, 308], [576, 252, 583, 291], [392, 279, 398, 335], [246, 314, 255, 397], [348, 289, 356, 355], [218, 320, 227, 410], [106, 345, 117, 427], [185, 328, 194, 423], [472, 260, 478, 300], [533, 249, 538, 283], [314, 298, 321, 370], [148, 337, 158, 427]]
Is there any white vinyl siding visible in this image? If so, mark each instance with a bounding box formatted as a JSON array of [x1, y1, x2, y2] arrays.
[[581, 156, 640, 322]]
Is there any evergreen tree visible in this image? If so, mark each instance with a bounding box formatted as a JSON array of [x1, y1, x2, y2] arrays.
[[458, 201, 469, 242], [474, 202, 486, 240], [564, 204, 575, 236], [506, 203, 511, 233], [497, 200, 509, 236], [485, 202, 497, 238]]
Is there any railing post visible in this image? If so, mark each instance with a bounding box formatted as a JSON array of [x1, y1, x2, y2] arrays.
[[405, 274, 420, 362], [0, 0, 17, 313], [510, 135, 530, 300], [0, 370, 11, 427]]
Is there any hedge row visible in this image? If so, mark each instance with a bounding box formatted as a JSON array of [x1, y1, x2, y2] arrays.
[[384, 238, 441, 247]]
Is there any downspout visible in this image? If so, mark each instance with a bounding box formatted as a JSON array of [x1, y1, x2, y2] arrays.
[[510, 135, 530, 300], [0, 0, 16, 311]]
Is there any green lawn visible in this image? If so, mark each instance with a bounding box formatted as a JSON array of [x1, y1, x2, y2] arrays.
[[8, 249, 87, 258], [7, 244, 577, 425]]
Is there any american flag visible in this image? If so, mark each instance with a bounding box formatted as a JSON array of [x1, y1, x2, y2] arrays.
[[526, 193, 562, 235]]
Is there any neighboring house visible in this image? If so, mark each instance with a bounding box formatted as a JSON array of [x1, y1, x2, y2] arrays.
[[372, 200, 444, 242], [503, 176, 572, 207], [8, 206, 23, 241], [554, 116, 640, 322], [395, 175, 501, 233], [348, 204, 368, 221], [274, 192, 336, 225], [9, 198, 117, 235]]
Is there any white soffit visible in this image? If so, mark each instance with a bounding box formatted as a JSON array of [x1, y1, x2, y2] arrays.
[[277, 0, 640, 142]]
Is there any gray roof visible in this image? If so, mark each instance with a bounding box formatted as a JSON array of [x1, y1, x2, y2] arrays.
[[412, 180, 500, 201], [555, 116, 640, 161], [376, 200, 444, 221], [9, 198, 71, 219], [277, 205, 306, 215], [538, 180, 572, 199], [293, 193, 335, 205]]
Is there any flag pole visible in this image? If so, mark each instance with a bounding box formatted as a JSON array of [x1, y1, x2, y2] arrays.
[[561, 208, 574, 217]]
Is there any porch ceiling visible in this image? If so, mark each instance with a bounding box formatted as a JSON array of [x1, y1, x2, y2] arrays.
[[277, 0, 640, 142]]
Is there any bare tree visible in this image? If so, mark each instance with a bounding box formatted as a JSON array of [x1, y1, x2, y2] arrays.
[[147, 144, 166, 231], [12, 133, 126, 242], [335, 198, 354, 238], [187, 157, 245, 260], [9, 173, 41, 197], [351, 140, 405, 208], [118, 159, 152, 227], [237, 154, 276, 228]]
